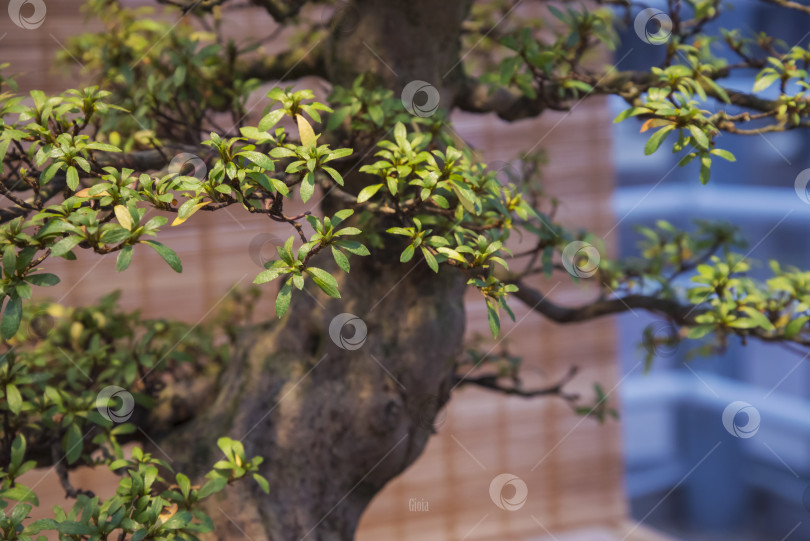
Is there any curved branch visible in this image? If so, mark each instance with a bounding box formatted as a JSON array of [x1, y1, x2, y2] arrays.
[[453, 366, 580, 401], [455, 68, 779, 122], [511, 280, 702, 325]]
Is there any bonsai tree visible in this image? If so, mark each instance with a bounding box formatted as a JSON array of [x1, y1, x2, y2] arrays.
[[2, 0, 810, 538]]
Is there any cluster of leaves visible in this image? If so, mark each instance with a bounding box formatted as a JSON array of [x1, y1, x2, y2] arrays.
[[346, 121, 539, 336], [493, 6, 617, 100], [595, 219, 810, 360], [0, 294, 267, 539], [0, 68, 368, 336], [58, 0, 261, 145], [1, 439, 265, 541]]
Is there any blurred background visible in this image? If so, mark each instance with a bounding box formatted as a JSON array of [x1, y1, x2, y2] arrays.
[[2, 1, 810, 540]]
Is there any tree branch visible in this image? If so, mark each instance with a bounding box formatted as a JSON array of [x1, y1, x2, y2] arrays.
[[453, 366, 580, 401], [511, 280, 702, 325]]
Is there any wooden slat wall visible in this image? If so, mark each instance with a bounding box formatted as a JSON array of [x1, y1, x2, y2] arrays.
[[1, 3, 628, 539]]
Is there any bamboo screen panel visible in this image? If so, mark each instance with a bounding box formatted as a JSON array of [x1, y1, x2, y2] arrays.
[[1, 3, 630, 539]]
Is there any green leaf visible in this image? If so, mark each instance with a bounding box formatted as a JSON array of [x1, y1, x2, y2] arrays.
[[644, 125, 675, 155], [141, 240, 183, 273], [160, 511, 192, 530], [486, 300, 500, 338], [368, 104, 384, 126], [1, 484, 38, 505], [739, 306, 775, 331], [306, 267, 341, 298], [6, 383, 22, 414], [25, 273, 60, 286], [66, 166, 80, 191], [275, 279, 293, 318], [326, 106, 351, 130], [300, 171, 315, 203], [2, 295, 22, 340], [332, 246, 350, 273], [85, 142, 121, 152], [686, 325, 714, 339], [687, 125, 709, 149], [421, 246, 439, 273], [64, 423, 83, 464], [357, 183, 383, 203], [322, 166, 343, 186], [785, 316, 809, 339], [753, 72, 779, 93], [10, 434, 26, 470], [51, 235, 83, 258], [253, 265, 288, 285], [258, 109, 286, 131], [116, 245, 133, 272], [239, 151, 275, 170], [614, 107, 651, 123], [253, 473, 270, 494], [699, 153, 712, 185], [40, 162, 62, 185], [710, 148, 736, 162], [196, 477, 227, 499], [400, 244, 415, 263]]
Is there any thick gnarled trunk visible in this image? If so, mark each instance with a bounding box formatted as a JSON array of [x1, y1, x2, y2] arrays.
[[158, 2, 474, 538], [164, 255, 466, 540]]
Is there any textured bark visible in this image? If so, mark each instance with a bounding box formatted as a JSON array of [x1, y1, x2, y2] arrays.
[[157, 2, 474, 539], [163, 255, 466, 540]]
